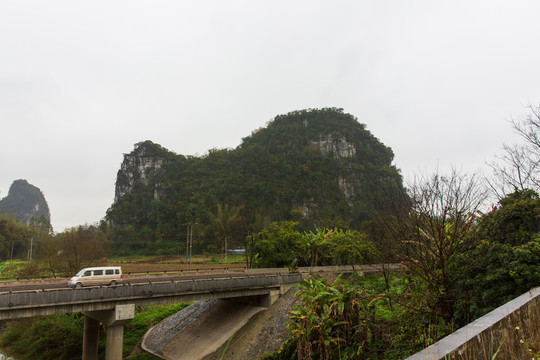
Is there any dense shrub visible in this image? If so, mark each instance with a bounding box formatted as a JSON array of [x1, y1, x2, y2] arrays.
[[250, 221, 303, 268], [0, 303, 191, 360], [250, 223, 376, 269], [454, 189, 540, 324], [0, 314, 84, 360], [272, 272, 452, 360]]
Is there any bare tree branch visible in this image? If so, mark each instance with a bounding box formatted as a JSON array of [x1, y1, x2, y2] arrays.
[[375, 168, 488, 320], [488, 103, 540, 197]]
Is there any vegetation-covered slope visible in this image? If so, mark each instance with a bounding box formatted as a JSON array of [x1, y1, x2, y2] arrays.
[[0, 179, 50, 225], [104, 108, 403, 255]]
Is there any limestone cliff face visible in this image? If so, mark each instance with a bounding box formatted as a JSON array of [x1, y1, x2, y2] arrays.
[[311, 134, 357, 204], [113, 141, 171, 203], [312, 134, 356, 160], [0, 179, 50, 224], [107, 108, 403, 233]]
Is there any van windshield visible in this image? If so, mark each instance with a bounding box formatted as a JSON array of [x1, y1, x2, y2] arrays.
[[75, 269, 85, 276]]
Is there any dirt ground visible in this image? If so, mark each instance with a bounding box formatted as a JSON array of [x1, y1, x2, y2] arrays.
[[107, 255, 247, 274]]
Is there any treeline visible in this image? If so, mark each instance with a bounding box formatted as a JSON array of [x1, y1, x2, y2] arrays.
[[0, 215, 49, 263], [0, 216, 108, 276], [105, 108, 404, 256]]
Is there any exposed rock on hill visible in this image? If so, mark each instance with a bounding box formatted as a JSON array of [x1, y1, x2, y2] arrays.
[[114, 141, 174, 203], [0, 179, 50, 224], [105, 108, 404, 252]]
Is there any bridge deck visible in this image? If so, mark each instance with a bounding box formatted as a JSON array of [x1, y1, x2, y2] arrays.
[[0, 272, 302, 320]]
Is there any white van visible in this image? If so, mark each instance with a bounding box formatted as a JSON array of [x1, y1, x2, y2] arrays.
[[68, 267, 123, 288]]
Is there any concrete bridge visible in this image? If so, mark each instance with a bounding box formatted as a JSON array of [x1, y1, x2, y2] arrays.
[[0, 270, 302, 360], [0, 264, 394, 359]]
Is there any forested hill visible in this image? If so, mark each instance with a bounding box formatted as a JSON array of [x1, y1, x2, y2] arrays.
[[0, 179, 50, 224], [104, 108, 403, 255]]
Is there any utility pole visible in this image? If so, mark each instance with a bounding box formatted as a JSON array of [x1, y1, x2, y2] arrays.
[[185, 223, 190, 269], [189, 224, 193, 269], [26, 219, 33, 263], [184, 222, 197, 269], [29, 237, 33, 263]]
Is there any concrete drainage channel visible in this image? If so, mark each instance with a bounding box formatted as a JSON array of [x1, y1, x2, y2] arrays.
[[142, 299, 267, 360], [142, 299, 218, 355], [139, 265, 401, 360]]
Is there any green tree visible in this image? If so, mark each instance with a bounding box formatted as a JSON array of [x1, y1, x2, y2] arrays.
[[298, 228, 334, 266], [479, 188, 539, 246], [297, 228, 376, 267], [43, 225, 110, 274], [239, 204, 271, 268], [454, 189, 540, 324], [250, 221, 303, 268], [328, 229, 377, 266], [0, 215, 32, 260], [207, 204, 243, 257], [27, 215, 53, 262]]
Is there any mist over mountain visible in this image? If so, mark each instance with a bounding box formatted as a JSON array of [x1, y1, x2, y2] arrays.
[[105, 108, 404, 254]]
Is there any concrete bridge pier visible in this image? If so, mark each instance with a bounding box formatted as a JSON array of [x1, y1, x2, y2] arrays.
[[82, 316, 99, 360], [82, 304, 135, 360]]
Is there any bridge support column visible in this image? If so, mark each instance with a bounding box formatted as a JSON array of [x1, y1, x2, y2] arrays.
[[82, 316, 99, 360], [105, 324, 125, 359], [83, 304, 135, 360], [260, 289, 280, 308]]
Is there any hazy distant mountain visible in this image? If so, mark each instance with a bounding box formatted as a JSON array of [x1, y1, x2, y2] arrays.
[[0, 179, 50, 224], [105, 108, 404, 254]]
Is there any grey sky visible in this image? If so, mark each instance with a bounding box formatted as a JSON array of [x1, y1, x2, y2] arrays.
[[1, 1, 539, 231]]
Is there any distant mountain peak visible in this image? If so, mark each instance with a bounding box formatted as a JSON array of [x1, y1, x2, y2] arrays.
[[0, 179, 50, 224], [114, 140, 175, 203]]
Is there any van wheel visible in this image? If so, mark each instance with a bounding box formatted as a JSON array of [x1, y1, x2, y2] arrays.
[[75, 283, 82, 289], [110, 281, 117, 287]]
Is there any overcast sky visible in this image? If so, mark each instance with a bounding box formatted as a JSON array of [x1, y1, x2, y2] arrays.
[[1, 1, 539, 231]]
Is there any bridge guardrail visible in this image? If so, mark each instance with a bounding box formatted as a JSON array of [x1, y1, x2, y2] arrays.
[[0, 264, 405, 320], [0, 265, 248, 286], [0, 272, 303, 319], [0, 263, 404, 289]]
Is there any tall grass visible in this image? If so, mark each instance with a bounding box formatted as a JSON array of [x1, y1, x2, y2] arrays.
[[453, 299, 539, 360]]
